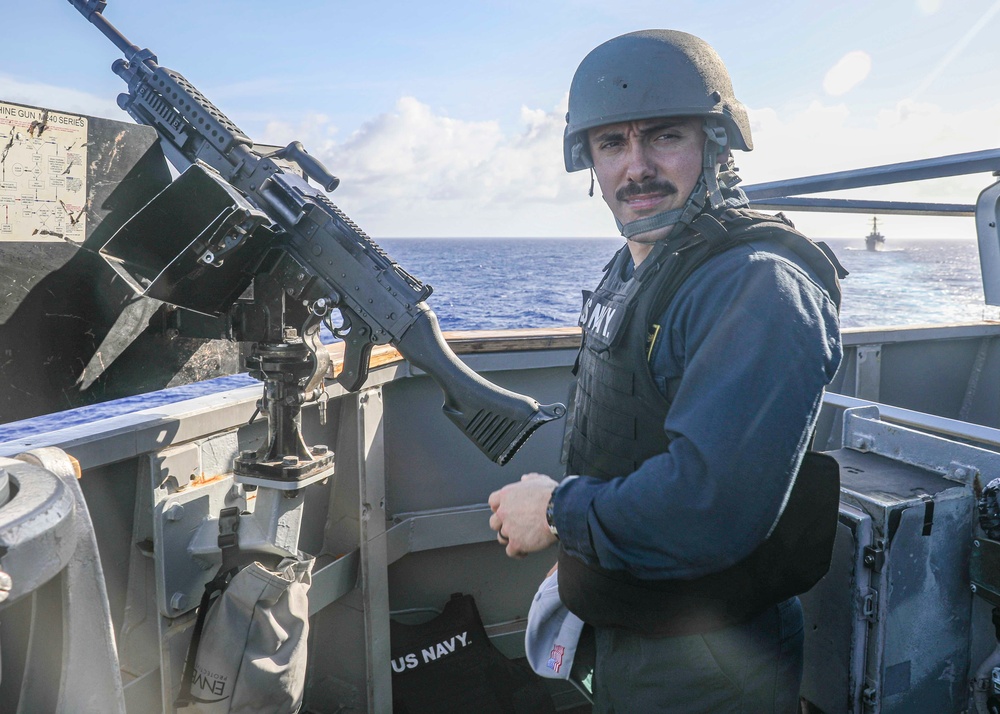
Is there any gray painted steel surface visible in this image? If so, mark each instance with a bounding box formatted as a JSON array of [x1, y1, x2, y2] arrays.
[[0, 325, 997, 712], [0, 450, 126, 713]]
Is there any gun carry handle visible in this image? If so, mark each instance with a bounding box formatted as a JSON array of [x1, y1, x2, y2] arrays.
[[271, 142, 340, 192]]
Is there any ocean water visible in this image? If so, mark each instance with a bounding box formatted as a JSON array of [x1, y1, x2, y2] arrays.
[[380, 237, 991, 332], [821, 238, 990, 329], [0, 235, 990, 441]]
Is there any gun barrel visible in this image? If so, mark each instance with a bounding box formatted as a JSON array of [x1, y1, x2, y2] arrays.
[[67, 0, 148, 62]]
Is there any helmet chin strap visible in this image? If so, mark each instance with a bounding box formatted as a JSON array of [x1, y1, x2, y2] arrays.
[[615, 181, 706, 240], [616, 118, 739, 242]]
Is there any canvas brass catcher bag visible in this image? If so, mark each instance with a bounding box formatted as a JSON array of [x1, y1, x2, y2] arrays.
[[176, 507, 314, 713]]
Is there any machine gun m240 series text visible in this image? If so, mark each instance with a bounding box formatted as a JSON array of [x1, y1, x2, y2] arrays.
[[68, 0, 564, 474]]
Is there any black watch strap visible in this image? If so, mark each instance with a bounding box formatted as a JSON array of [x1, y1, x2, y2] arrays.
[[546, 491, 558, 538]]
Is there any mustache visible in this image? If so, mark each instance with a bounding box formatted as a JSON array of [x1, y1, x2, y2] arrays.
[[616, 180, 678, 202]]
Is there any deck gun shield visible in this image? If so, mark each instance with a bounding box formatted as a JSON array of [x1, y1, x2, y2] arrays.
[[100, 162, 272, 317]]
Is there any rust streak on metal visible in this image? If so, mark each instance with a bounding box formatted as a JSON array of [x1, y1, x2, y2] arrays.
[[190, 472, 230, 487], [58, 200, 85, 225], [27, 110, 50, 138], [44, 313, 88, 321], [31, 229, 66, 241], [0, 129, 14, 165]]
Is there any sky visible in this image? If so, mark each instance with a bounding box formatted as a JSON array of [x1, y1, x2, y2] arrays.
[[4, 0, 1000, 240]]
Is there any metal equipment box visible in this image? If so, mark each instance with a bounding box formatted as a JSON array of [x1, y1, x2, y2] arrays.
[[800, 405, 986, 713]]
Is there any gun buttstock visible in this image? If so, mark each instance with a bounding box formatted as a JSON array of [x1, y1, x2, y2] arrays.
[[446, 400, 566, 466], [396, 307, 565, 465]]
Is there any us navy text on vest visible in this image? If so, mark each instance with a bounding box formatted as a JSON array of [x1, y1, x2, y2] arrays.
[[391, 631, 471, 673], [579, 291, 625, 341]]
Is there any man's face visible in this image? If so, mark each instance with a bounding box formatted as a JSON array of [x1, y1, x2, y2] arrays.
[[588, 116, 704, 243]]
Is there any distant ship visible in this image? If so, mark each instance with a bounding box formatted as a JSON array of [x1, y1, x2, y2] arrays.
[[865, 216, 886, 251]]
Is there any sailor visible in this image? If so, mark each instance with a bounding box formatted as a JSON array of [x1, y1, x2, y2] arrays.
[[489, 30, 844, 712]]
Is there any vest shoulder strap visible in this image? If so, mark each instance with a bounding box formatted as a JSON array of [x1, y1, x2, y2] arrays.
[[719, 209, 847, 309], [648, 209, 847, 321]]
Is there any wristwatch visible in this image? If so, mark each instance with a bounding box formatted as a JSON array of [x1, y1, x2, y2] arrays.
[[546, 490, 558, 538]]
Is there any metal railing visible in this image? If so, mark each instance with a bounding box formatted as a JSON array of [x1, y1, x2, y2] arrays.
[[744, 147, 1000, 216], [744, 147, 1000, 306]]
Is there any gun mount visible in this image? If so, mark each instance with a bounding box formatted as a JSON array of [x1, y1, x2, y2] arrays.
[[70, 0, 564, 478]]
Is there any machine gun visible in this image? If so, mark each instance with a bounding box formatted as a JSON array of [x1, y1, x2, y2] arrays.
[[68, 1, 564, 477]]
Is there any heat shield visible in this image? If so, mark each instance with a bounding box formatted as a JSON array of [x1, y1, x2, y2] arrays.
[[100, 162, 273, 316]]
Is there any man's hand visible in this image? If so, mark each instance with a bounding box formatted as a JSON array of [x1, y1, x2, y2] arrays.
[[488, 472, 559, 558]]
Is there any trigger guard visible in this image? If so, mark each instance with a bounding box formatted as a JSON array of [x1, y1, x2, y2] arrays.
[[329, 308, 351, 338], [335, 330, 372, 391]]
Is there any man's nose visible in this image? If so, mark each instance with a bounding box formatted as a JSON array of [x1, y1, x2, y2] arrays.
[[623, 143, 656, 184]]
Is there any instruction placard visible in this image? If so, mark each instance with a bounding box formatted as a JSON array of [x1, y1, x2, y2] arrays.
[[0, 101, 88, 243]]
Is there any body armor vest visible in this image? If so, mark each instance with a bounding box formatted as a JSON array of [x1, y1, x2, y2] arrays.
[[389, 593, 555, 713], [565, 243, 671, 480], [559, 209, 845, 636]]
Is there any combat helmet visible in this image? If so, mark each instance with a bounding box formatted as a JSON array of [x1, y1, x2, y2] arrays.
[[563, 30, 753, 239], [564, 29, 752, 172]]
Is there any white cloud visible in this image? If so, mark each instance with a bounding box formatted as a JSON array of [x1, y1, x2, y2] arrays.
[[739, 96, 1000, 239], [260, 95, 611, 237], [917, 0, 942, 14], [823, 51, 873, 96], [254, 90, 1000, 240], [744, 96, 999, 188], [0, 75, 121, 119]]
